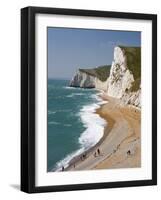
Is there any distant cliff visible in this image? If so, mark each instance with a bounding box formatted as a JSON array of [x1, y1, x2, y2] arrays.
[[69, 46, 141, 108], [69, 70, 95, 88], [69, 65, 111, 91]]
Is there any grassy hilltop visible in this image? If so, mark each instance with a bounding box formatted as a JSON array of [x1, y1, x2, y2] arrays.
[[79, 65, 111, 82]]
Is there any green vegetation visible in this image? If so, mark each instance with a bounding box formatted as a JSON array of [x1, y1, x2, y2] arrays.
[[79, 65, 111, 82], [78, 46, 141, 92], [119, 46, 141, 92], [130, 78, 140, 92]]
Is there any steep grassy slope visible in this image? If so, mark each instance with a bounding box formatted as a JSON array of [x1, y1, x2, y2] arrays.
[[120, 46, 141, 92], [79, 65, 111, 82]]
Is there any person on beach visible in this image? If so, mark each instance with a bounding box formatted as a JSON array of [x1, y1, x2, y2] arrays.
[[80, 154, 86, 161], [62, 166, 64, 171], [94, 152, 97, 157], [80, 156, 83, 161], [83, 153, 86, 160], [113, 149, 116, 153], [127, 150, 131, 156], [97, 148, 100, 156]]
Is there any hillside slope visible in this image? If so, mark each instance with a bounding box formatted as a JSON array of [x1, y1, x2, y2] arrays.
[[79, 65, 111, 82], [69, 65, 111, 89]]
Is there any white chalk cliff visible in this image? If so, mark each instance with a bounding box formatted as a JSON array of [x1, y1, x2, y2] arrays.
[[70, 71, 108, 91], [69, 70, 95, 88], [107, 46, 141, 108], [70, 46, 141, 108], [95, 78, 109, 91], [107, 47, 134, 98], [121, 89, 141, 108]]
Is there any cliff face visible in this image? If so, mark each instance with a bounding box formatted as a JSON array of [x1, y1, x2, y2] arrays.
[[69, 65, 110, 90], [69, 70, 95, 88], [121, 89, 141, 108], [69, 46, 141, 108], [95, 78, 109, 91], [107, 46, 141, 108], [107, 47, 134, 98], [70, 70, 108, 91]]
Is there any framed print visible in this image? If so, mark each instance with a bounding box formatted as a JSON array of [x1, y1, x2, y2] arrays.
[[21, 6, 157, 193]]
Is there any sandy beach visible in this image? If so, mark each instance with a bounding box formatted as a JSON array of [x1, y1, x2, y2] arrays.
[[66, 94, 141, 171]]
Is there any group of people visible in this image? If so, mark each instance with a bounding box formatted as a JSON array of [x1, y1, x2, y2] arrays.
[[127, 150, 131, 156], [94, 148, 101, 157], [61, 148, 102, 171], [80, 153, 87, 161], [80, 148, 101, 160]]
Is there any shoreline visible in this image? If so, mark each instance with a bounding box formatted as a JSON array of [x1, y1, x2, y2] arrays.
[[50, 89, 108, 172], [67, 94, 140, 171], [94, 98, 141, 170], [51, 92, 141, 172], [64, 98, 115, 171]]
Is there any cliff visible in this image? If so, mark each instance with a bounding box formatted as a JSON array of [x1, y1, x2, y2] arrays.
[[69, 70, 95, 88], [69, 46, 141, 108], [69, 65, 111, 91], [107, 46, 141, 107]]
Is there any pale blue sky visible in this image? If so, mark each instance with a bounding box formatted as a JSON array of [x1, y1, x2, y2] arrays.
[[48, 27, 141, 79]]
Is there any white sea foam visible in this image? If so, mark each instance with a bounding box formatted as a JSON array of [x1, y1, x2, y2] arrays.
[[66, 93, 85, 98], [48, 109, 71, 114], [63, 86, 75, 89], [48, 111, 56, 115], [78, 105, 106, 149], [63, 86, 83, 90], [57, 109, 71, 112], [64, 124, 72, 127], [98, 100, 108, 105], [54, 148, 85, 171], [48, 121, 60, 125], [54, 91, 108, 171], [92, 93, 108, 105], [63, 86, 93, 90]]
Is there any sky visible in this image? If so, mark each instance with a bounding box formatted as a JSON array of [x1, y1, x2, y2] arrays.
[[48, 27, 141, 79]]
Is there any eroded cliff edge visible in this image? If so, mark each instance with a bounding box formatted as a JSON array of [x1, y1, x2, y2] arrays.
[[69, 65, 111, 91], [70, 46, 141, 108], [108, 46, 141, 108]]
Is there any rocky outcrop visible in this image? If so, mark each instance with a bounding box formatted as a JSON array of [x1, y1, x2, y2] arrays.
[[107, 47, 134, 98], [107, 46, 141, 108], [121, 89, 141, 108], [69, 70, 95, 88], [95, 78, 108, 91], [69, 65, 110, 90], [70, 70, 108, 91]]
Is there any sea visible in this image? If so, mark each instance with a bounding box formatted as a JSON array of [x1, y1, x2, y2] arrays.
[[47, 79, 107, 172]]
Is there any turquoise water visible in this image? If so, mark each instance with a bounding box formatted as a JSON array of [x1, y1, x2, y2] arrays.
[[47, 79, 106, 172]]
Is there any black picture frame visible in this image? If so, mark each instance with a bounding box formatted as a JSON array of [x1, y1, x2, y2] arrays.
[[21, 6, 157, 193]]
